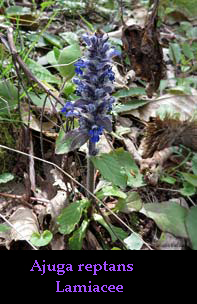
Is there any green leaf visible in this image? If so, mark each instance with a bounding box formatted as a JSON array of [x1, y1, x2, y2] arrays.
[[58, 44, 81, 79], [42, 32, 63, 48], [69, 219, 89, 250], [117, 150, 145, 188], [27, 92, 57, 109], [192, 154, 197, 175], [169, 43, 182, 65], [46, 50, 58, 67], [30, 230, 53, 247], [91, 148, 144, 189], [55, 128, 89, 154], [185, 206, 197, 250], [113, 88, 146, 99], [0, 173, 14, 184], [181, 172, 197, 187], [111, 247, 122, 250], [57, 199, 90, 235], [124, 233, 143, 250], [93, 214, 128, 242], [160, 175, 176, 185], [60, 32, 79, 45], [117, 191, 142, 213], [26, 58, 60, 84], [0, 224, 10, 232], [63, 81, 76, 97], [140, 201, 188, 238], [0, 80, 18, 115], [180, 181, 196, 196], [41, 1, 54, 10], [96, 185, 127, 200], [113, 100, 148, 114], [91, 149, 127, 188], [6, 5, 31, 15], [173, 0, 197, 19], [182, 42, 194, 60]]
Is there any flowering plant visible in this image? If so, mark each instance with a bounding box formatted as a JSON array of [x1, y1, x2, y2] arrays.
[[61, 31, 119, 154]]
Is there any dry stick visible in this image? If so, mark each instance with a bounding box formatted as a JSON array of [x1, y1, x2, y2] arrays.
[[29, 131, 36, 192], [40, 94, 49, 160], [6, 27, 65, 107], [0, 192, 52, 204], [0, 144, 153, 250]]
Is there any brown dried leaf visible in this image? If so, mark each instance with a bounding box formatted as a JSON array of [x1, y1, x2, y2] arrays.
[[21, 103, 57, 133], [140, 117, 197, 158], [122, 0, 165, 98], [131, 91, 197, 121], [9, 207, 39, 241]]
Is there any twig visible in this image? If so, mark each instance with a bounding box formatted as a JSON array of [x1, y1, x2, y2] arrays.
[[29, 131, 36, 192], [0, 192, 52, 204]]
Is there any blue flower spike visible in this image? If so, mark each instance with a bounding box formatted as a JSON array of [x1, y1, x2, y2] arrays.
[[61, 31, 120, 145]]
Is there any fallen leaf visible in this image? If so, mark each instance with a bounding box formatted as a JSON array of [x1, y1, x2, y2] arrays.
[[9, 207, 39, 241], [140, 201, 188, 238]]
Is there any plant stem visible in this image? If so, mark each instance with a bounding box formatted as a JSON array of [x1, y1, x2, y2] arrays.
[[87, 140, 96, 218]]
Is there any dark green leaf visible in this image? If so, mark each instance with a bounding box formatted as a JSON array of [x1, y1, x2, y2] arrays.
[[182, 42, 194, 60], [181, 172, 197, 187], [180, 181, 196, 196], [140, 201, 188, 238], [26, 58, 60, 84], [93, 214, 128, 242], [91, 149, 128, 188], [57, 200, 90, 235], [160, 175, 176, 185], [169, 43, 182, 64], [192, 154, 197, 175], [42, 32, 63, 48], [69, 220, 89, 250], [113, 88, 146, 99], [117, 191, 142, 213], [91, 148, 144, 189], [0, 80, 18, 115], [185, 206, 197, 250], [113, 100, 148, 114], [96, 185, 127, 200], [58, 44, 81, 79]]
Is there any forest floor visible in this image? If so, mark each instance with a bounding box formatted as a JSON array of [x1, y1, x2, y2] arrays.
[[0, 0, 196, 250]]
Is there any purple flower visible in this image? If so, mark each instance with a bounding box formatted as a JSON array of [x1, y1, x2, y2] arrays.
[[74, 59, 87, 75], [61, 31, 120, 147], [89, 126, 104, 143]]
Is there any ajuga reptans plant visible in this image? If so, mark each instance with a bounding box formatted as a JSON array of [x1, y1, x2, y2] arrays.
[[61, 31, 119, 203], [61, 31, 119, 152]]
